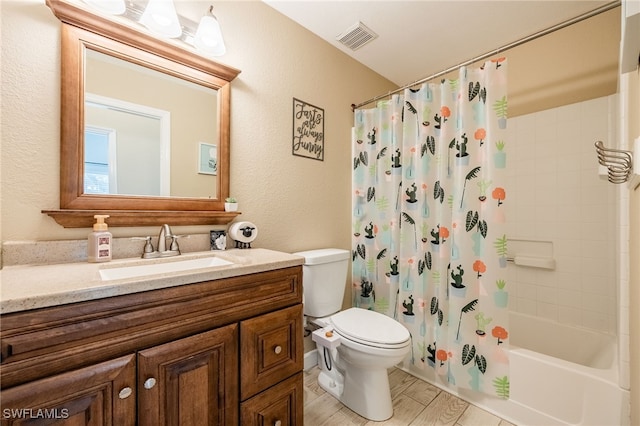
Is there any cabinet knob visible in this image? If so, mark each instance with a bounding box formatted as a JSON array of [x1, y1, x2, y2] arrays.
[[118, 387, 133, 399], [274, 421, 282, 426], [274, 345, 282, 355], [144, 377, 157, 390]]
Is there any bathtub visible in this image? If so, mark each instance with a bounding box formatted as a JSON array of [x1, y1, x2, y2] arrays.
[[403, 312, 630, 426]]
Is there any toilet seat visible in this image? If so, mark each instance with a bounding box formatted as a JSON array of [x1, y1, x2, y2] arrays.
[[330, 308, 410, 349]]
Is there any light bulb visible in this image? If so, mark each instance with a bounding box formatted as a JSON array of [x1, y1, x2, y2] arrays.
[[140, 0, 182, 39], [194, 12, 226, 56]]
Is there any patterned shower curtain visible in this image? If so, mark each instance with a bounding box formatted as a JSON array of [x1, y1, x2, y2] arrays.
[[352, 59, 509, 398]]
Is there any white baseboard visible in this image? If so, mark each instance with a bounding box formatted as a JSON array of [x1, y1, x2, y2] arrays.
[[304, 349, 318, 371]]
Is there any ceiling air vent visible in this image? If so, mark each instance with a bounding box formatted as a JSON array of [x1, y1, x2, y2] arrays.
[[336, 21, 378, 51]]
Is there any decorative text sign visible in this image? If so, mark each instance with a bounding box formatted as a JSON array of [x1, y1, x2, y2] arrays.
[[292, 98, 324, 161]]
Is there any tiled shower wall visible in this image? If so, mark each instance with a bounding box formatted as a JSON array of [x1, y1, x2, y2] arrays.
[[505, 95, 618, 335]]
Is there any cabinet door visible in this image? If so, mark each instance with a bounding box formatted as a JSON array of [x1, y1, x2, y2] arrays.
[[0, 354, 136, 426], [240, 373, 303, 426], [137, 324, 238, 426], [240, 304, 303, 400]]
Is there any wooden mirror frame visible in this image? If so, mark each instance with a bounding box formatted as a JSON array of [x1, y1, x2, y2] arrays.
[[43, 0, 241, 228]]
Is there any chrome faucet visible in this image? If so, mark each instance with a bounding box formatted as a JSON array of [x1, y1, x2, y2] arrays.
[[157, 224, 171, 253], [157, 224, 181, 256], [133, 224, 183, 259]]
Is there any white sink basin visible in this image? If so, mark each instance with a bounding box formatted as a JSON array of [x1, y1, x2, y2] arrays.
[[99, 256, 234, 281]]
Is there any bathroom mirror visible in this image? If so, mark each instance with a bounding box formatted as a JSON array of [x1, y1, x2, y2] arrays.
[[43, 0, 241, 227], [84, 49, 219, 199]]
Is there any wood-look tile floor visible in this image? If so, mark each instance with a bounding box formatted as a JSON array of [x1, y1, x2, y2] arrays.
[[303, 366, 516, 426]]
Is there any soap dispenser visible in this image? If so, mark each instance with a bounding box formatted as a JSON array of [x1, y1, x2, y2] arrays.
[[88, 214, 112, 263]]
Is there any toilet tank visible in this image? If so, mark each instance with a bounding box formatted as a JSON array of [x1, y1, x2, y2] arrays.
[[293, 248, 350, 317]]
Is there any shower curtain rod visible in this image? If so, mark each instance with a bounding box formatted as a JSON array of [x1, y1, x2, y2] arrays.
[[351, 0, 621, 111]]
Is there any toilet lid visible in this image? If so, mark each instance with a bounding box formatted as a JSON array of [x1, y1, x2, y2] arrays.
[[330, 308, 410, 346]]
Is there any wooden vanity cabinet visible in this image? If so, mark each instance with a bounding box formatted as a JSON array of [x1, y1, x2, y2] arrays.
[[0, 266, 303, 425]]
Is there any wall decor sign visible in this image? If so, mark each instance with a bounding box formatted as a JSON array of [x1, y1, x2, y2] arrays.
[[292, 98, 324, 161]]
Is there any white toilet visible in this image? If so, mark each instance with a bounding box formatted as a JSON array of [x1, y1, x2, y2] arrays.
[[294, 248, 411, 421]]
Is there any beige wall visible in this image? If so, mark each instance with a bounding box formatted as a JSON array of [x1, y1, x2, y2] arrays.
[[0, 1, 396, 251], [0, 1, 620, 249], [436, 7, 620, 117], [506, 8, 619, 117]]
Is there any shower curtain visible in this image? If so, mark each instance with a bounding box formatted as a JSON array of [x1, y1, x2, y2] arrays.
[[352, 59, 509, 398]]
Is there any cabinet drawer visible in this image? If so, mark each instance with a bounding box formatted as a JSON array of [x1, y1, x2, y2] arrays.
[[240, 373, 303, 426], [240, 304, 303, 400]]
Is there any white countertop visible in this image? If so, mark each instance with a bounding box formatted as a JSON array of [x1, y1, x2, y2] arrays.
[[0, 248, 304, 314]]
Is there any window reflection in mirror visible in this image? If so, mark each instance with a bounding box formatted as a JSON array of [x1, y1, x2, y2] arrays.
[[85, 94, 169, 196], [84, 49, 219, 199], [84, 126, 115, 194]]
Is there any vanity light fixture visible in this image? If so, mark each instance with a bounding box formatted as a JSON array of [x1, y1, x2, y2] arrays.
[[81, 0, 125, 15], [193, 6, 226, 57], [78, 0, 227, 56], [139, 0, 182, 39]]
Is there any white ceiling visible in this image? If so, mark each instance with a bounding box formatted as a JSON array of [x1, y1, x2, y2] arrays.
[[262, 1, 613, 86]]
